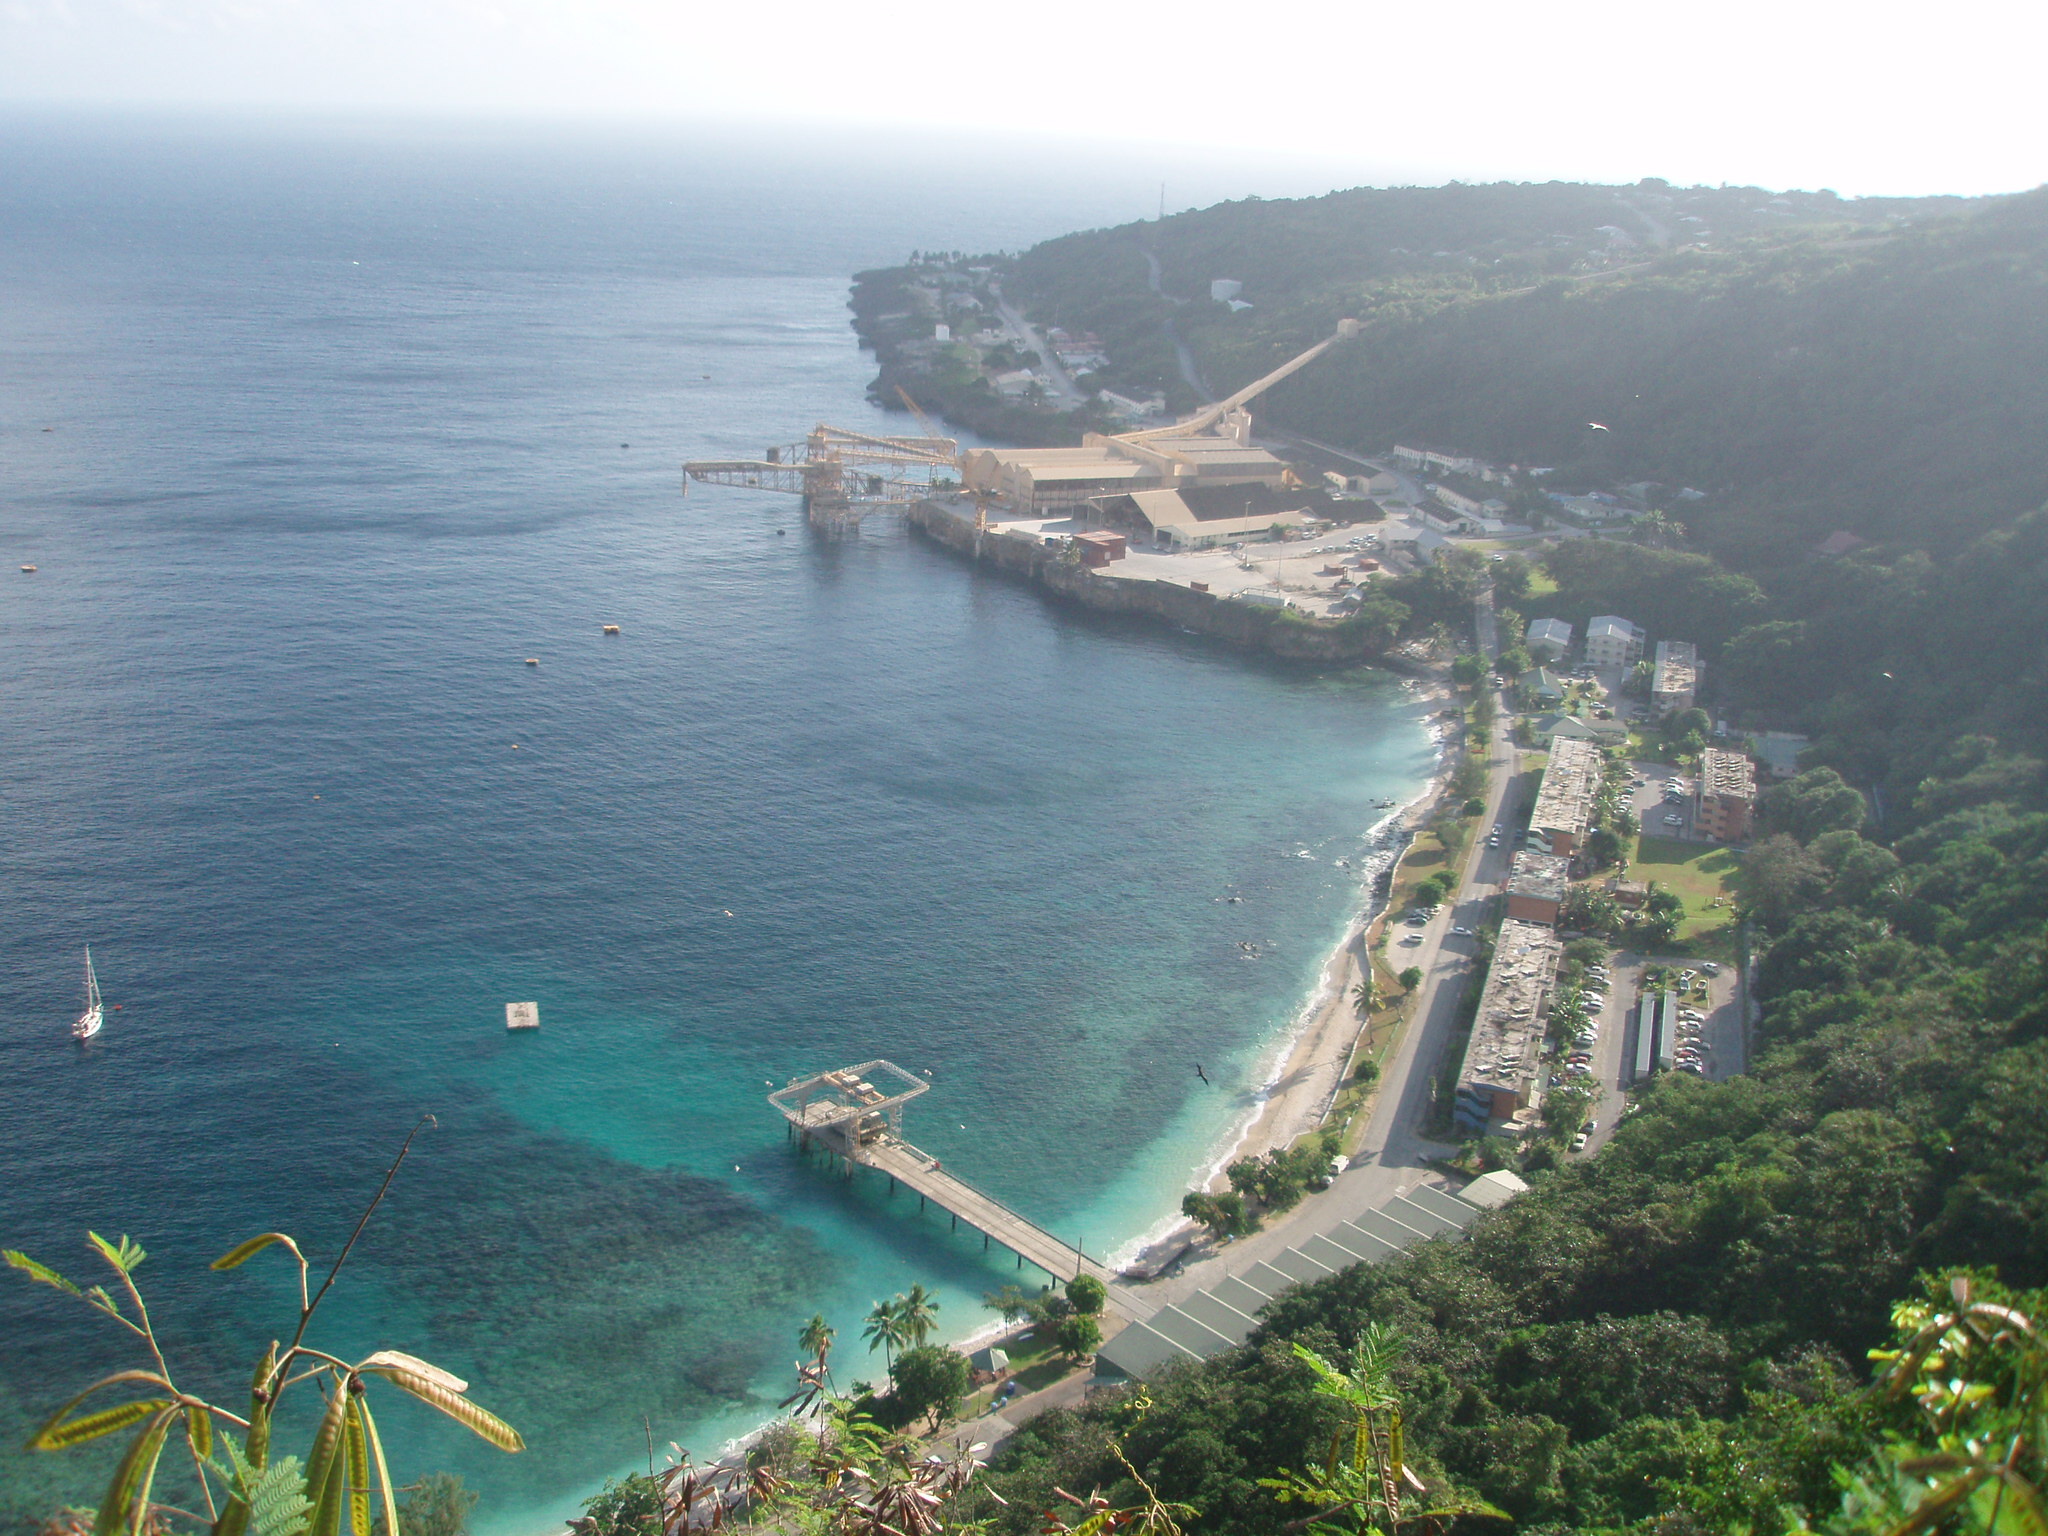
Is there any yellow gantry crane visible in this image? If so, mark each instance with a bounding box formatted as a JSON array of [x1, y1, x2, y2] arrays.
[[683, 421, 958, 528]]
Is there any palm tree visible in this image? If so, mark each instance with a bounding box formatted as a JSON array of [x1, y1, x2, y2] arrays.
[[799, 1312, 836, 1383], [862, 1297, 907, 1371], [897, 1283, 940, 1349], [1351, 975, 1375, 1020]]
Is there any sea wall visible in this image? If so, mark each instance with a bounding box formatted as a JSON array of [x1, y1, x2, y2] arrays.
[[906, 501, 1403, 665]]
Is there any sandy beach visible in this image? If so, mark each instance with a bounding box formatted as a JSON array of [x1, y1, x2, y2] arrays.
[[1123, 673, 1458, 1274]]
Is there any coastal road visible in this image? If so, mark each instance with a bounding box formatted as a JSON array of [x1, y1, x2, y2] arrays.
[[1134, 600, 1523, 1312], [986, 281, 1087, 408]]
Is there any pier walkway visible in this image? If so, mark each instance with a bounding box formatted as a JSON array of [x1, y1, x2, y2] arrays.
[[769, 1058, 1151, 1323], [861, 1139, 1149, 1321]]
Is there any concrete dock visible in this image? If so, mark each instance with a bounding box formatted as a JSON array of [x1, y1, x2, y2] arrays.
[[771, 1059, 1149, 1322]]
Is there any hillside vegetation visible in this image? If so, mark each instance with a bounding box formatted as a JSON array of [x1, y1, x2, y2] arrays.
[[965, 744, 2048, 1535], [1007, 179, 2048, 564]]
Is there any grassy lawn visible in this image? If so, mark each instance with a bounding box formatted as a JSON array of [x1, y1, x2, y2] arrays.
[[1387, 830, 1451, 911], [1630, 835, 1740, 942], [955, 1327, 1081, 1418], [1522, 568, 1560, 598]]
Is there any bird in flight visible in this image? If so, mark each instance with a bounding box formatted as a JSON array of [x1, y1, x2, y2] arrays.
[[1195, 1064, 1210, 1085]]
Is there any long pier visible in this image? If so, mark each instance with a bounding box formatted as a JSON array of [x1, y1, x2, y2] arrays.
[[770, 1060, 1150, 1322]]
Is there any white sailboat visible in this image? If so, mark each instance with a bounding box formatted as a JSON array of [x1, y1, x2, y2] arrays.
[[73, 948, 103, 1042]]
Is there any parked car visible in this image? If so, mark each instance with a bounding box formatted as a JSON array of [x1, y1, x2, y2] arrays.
[[1664, 815, 1684, 826], [1452, 925, 1473, 936], [1571, 1131, 1590, 1152]]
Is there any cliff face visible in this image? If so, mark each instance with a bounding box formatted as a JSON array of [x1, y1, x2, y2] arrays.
[[906, 502, 1397, 665]]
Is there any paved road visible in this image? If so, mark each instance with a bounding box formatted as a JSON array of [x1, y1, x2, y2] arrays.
[[1139, 247, 1210, 403], [986, 281, 1086, 408], [1133, 595, 1521, 1310]]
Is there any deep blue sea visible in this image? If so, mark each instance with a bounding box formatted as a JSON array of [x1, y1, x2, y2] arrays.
[[0, 115, 1433, 1530]]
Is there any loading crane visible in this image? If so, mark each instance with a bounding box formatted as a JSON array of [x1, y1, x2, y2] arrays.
[[683, 422, 959, 528]]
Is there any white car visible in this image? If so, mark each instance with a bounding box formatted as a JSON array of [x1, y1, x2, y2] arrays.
[[1664, 815, 1684, 827], [1571, 1132, 1590, 1152]]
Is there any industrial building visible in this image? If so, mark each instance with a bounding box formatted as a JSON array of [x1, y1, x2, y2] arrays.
[[1652, 639, 1699, 712], [1505, 851, 1571, 926], [1696, 748, 1759, 841], [957, 320, 1362, 514], [1451, 919, 1561, 1137], [1527, 737, 1605, 858], [1123, 484, 1333, 549]]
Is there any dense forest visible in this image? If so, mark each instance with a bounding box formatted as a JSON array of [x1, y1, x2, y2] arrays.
[[1005, 179, 2048, 565], [962, 739, 2048, 1535]]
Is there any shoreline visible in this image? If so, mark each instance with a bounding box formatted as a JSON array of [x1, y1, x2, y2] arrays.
[[1116, 675, 1458, 1276], [553, 678, 1459, 1536]]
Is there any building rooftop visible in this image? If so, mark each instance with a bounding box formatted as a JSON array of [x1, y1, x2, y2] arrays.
[[1508, 850, 1571, 903], [1588, 615, 1645, 640], [1176, 484, 1343, 522], [1527, 617, 1574, 642], [1457, 918, 1562, 1106], [1653, 639, 1698, 699], [1530, 736, 1605, 838], [1751, 731, 1810, 778], [1701, 747, 1758, 799], [1533, 713, 1628, 744]]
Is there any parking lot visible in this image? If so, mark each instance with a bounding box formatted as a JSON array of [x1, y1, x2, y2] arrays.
[[1559, 950, 1743, 1154], [1627, 759, 1697, 840]]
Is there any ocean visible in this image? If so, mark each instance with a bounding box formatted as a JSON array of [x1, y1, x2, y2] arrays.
[[0, 114, 1433, 1530]]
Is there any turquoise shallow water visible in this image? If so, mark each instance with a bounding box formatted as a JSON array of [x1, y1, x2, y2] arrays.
[[0, 116, 1433, 1530]]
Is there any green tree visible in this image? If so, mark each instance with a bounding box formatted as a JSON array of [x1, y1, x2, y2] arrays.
[[886, 1346, 971, 1432], [896, 1283, 941, 1348], [1065, 1275, 1107, 1316], [1351, 973, 1376, 1019], [1398, 966, 1424, 991], [1738, 832, 1828, 930], [799, 1312, 835, 1367], [1451, 653, 1487, 686], [579, 1475, 664, 1536], [983, 1285, 1033, 1325], [1181, 1190, 1251, 1239], [863, 1297, 908, 1371], [1761, 767, 1869, 842], [1054, 1314, 1103, 1360], [1492, 554, 1534, 603]]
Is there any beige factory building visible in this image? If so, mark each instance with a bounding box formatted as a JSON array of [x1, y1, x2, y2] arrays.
[[958, 320, 1361, 514]]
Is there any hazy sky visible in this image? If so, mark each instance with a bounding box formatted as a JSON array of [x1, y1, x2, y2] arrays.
[[2, 0, 2041, 197]]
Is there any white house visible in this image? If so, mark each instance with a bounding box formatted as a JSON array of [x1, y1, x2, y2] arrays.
[[1585, 616, 1646, 669], [1526, 618, 1574, 660]]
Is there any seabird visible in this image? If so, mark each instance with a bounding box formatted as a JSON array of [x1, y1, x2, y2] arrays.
[[1195, 1064, 1210, 1085]]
